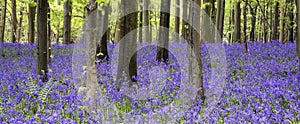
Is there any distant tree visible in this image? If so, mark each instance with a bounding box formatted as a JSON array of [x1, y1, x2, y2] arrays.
[[279, 3, 286, 43], [287, 0, 294, 42], [28, 0, 36, 43], [272, 2, 279, 41], [63, 0, 72, 44], [139, 0, 143, 42], [96, 2, 110, 62], [216, 0, 225, 39], [0, 0, 7, 42], [117, 0, 138, 89], [11, 0, 17, 43], [181, 0, 189, 40], [17, 7, 24, 42], [36, 0, 49, 81], [174, 0, 180, 42], [143, 0, 150, 42], [234, 1, 241, 43], [156, 0, 170, 63], [297, 0, 300, 61], [243, 0, 248, 53], [248, 1, 257, 42]]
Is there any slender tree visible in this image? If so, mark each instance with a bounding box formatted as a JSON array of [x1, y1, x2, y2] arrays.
[[117, 0, 138, 89], [156, 0, 171, 63], [36, 0, 48, 81], [143, 0, 150, 42], [234, 1, 241, 43], [11, 0, 17, 43], [243, 0, 248, 53], [189, 0, 205, 104], [175, 0, 180, 42], [287, 0, 294, 42], [0, 0, 7, 42], [139, 0, 143, 42], [181, 0, 189, 40], [96, 3, 110, 61], [272, 2, 279, 41], [297, 0, 300, 61], [17, 7, 24, 42], [279, 5, 285, 43], [28, 0, 36, 43], [249, 2, 257, 42], [63, 0, 71, 44], [216, 0, 225, 39]]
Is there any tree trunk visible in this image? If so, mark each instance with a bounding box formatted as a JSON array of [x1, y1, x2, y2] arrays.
[[144, 0, 150, 42], [234, 1, 241, 43], [243, 0, 248, 53], [117, 0, 138, 89], [63, 0, 71, 44], [28, 1, 36, 44], [181, 0, 189, 40], [11, 0, 17, 43], [139, 0, 143, 42], [216, 0, 224, 39], [47, 2, 51, 63], [114, 17, 121, 43], [250, 5, 257, 42], [156, 0, 171, 63], [288, 0, 294, 42], [296, 0, 300, 61], [0, 0, 6, 42], [189, 0, 205, 104], [96, 3, 109, 62], [272, 2, 279, 40], [17, 7, 24, 42], [279, 6, 285, 43], [174, 0, 180, 42], [36, 0, 48, 81]]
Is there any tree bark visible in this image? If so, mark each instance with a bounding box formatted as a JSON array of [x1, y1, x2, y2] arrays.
[[174, 0, 180, 42], [219, 0, 225, 39], [117, 0, 138, 89], [243, 0, 248, 53], [139, 0, 143, 42], [28, 1, 36, 44], [36, 0, 48, 81], [17, 7, 24, 42], [143, 0, 150, 42], [296, 0, 300, 61], [234, 1, 241, 43], [288, 0, 294, 42], [272, 2, 279, 41], [156, 0, 171, 63], [181, 0, 189, 40], [63, 0, 71, 44], [279, 6, 285, 43], [249, 5, 257, 42], [96, 3, 109, 62], [0, 0, 6, 42], [11, 0, 17, 43]]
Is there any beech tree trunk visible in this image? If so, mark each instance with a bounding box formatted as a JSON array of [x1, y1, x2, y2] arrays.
[[63, 0, 71, 44], [11, 0, 17, 43], [117, 0, 138, 89], [28, 1, 36, 43], [234, 1, 241, 43], [296, 0, 300, 61], [156, 0, 171, 63], [243, 0, 248, 53], [17, 7, 24, 42], [279, 7, 285, 43], [174, 0, 180, 42], [0, 0, 7, 42], [36, 0, 48, 81], [144, 0, 150, 42], [272, 2, 279, 40]]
